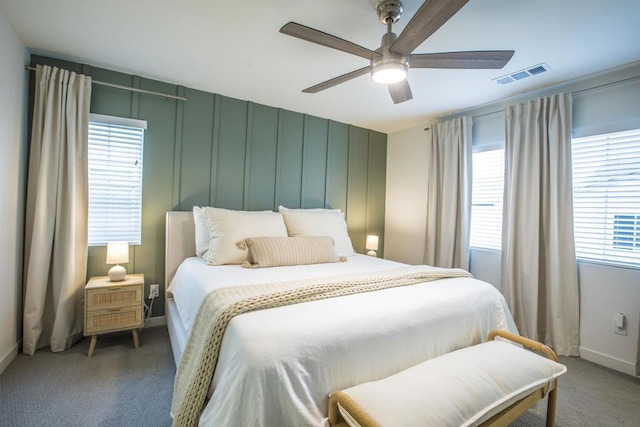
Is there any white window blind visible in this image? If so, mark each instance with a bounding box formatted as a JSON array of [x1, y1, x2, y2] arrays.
[[470, 148, 505, 250], [88, 114, 145, 246], [572, 128, 640, 267]]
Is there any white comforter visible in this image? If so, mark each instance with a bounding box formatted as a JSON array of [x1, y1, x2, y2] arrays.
[[169, 255, 517, 427]]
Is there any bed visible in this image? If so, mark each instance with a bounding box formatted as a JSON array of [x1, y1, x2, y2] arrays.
[[164, 210, 518, 426]]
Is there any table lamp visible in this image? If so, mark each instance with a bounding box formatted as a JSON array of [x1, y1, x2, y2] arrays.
[[366, 235, 379, 257], [106, 242, 129, 281]]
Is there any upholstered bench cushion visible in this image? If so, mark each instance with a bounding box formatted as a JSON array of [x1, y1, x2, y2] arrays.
[[334, 340, 566, 427]]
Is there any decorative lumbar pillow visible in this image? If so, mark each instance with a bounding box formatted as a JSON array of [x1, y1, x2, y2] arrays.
[[193, 206, 211, 259], [203, 207, 288, 265], [280, 209, 355, 257], [240, 236, 346, 268]]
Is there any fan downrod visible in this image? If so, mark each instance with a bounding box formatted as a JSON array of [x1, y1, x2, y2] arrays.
[[377, 0, 403, 24]]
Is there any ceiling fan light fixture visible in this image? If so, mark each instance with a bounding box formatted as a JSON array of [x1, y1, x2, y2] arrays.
[[371, 62, 408, 84]]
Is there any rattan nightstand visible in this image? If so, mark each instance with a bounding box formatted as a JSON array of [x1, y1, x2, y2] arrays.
[[84, 274, 144, 357]]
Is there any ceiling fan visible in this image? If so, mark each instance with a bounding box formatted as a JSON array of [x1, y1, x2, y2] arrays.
[[280, 0, 514, 104]]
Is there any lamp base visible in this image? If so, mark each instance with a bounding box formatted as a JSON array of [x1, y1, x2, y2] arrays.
[[367, 250, 377, 257], [108, 264, 127, 281]]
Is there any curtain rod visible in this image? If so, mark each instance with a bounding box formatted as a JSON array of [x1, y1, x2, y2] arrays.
[[25, 65, 187, 102]]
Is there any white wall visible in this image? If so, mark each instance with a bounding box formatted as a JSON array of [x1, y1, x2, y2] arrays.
[[0, 9, 28, 374], [384, 123, 430, 265], [385, 62, 640, 376]]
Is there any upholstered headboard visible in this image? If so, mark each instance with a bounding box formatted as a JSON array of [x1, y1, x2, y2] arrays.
[[165, 211, 195, 293]]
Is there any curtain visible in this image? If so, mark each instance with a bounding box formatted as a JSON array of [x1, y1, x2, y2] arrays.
[[501, 93, 579, 356], [23, 65, 92, 355], [424, 117, 472, 269]]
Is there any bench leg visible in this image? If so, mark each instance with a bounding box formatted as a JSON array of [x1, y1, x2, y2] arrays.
[[546, 387, 557, 427]]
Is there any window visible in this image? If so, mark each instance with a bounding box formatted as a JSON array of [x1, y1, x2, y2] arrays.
[[572, 128, 640, 267], [88, 114, 146, 246], [470, 147, 505, 250]]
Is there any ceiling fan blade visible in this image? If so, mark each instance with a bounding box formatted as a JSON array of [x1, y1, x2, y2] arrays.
[[409, 51, 515, 69], [391, 0, 471, 56], [388, 80, 413, 104], [280, 22, 381, 60], [303, 66, 371, 93]]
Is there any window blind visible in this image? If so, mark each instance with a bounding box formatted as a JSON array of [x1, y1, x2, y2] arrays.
[[88, 116, 145, 246], [572, 128, 640, 267], [470, 148, 505, 250]]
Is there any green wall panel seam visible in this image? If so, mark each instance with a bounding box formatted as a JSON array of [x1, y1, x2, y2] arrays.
[[274, 109, 284, 209], [243, 102, 253, 210], [173, 85, 185, 209], [209, 94, 221, 205]]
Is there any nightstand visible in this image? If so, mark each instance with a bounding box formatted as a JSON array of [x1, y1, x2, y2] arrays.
[[84, 273, 144, 357]]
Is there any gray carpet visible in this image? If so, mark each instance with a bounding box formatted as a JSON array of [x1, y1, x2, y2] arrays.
[[1, 327, 639, 426], [0, 327, 174, 427]]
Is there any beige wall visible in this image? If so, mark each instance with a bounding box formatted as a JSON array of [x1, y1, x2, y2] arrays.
[[384, 123, 430, 265], [384, 63, 640, 377], [0, 9, 28, 374]]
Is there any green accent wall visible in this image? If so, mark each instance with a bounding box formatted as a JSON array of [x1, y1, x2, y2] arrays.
[[30, 55, 387, 317]]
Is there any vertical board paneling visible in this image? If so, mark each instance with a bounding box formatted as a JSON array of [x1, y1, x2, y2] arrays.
[[245, 103, 279, 211], [29, 56, 387, 318], [347, 126, 369, 254], [213, 96, 248, 210], [302, 115, 328, 208], [276, 110, 304, 208], [135, 78, 178, 315], [87, 68, 135, 118], [366, 131, 387, 257], [178, 88, 215, 210], [325, 121, 349, 211]]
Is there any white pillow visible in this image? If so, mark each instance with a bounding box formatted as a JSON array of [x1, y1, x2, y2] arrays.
[[280, 209, 355, 257], [203, 207, 288, 265], [193, 206, 211, 259]]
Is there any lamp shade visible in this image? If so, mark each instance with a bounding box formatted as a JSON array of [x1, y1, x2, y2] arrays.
[[106, 242, 129, 265], [366, 235, 379, 251]]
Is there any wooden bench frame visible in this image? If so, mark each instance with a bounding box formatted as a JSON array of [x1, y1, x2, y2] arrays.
[[328, 330, 560, 427]]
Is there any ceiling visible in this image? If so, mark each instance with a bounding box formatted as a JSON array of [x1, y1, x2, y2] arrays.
[[1, 0, 639, 134]]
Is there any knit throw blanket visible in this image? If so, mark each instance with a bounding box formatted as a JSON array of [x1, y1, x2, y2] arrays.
[[170, 265, 472, 426]]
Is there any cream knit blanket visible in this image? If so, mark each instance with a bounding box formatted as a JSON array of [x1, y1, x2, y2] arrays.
[[170, 265, 472, 426]]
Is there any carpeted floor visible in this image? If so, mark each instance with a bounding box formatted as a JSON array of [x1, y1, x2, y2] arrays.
[[0, 327, 174, 427], [1, 326, 639, 426]]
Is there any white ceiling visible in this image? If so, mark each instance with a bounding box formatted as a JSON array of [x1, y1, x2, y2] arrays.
[[1, 0, 639, 134]]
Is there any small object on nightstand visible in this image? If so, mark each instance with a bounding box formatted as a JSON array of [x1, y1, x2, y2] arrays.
[[366, 235, 379, 257], [84, 273, 144, 357], [106, 242, 129, 281]]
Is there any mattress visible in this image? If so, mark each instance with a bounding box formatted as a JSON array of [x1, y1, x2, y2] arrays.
[[168, 255, 518, 427]]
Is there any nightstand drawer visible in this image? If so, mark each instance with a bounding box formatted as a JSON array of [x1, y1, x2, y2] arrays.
[[85, 306, 143, 334], [86, 285, 142, 310]]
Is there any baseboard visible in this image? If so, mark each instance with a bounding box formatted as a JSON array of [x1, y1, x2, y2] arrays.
[[580, 346, 638, 376], [0, 339, 21, 375], [144, 315, 167, 328]]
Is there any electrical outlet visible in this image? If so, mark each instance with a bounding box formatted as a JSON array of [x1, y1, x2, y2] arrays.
[[614, 313, 627, 336], [149, 284, 159, 299]]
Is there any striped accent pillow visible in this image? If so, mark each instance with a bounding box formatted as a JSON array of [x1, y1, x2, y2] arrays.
[[240, 236, 345, 268]]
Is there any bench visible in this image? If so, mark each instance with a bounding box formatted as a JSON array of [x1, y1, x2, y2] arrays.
[[329, 330, 566, 427]]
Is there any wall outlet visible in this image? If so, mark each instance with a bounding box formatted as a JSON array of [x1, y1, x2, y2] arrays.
[[614, 313, 627, 336], [149, 284, 159, 299]]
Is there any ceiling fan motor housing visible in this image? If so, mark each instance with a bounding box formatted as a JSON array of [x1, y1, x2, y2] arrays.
[[377, 0, 403, 24]]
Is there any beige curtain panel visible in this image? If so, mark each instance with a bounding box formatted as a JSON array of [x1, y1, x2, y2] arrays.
[[501, 93, 580, 356], [424, 117, 472, 269], [22, 65, 92, 355]]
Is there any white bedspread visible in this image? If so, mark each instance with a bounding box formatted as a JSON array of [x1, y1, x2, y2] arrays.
[[168, 255, 518, 427]]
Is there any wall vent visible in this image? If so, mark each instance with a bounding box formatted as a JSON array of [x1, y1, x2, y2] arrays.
[[494, 63, 551, 85]]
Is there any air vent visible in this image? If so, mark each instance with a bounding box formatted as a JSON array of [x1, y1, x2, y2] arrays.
[[494, 63, 551, 85]]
